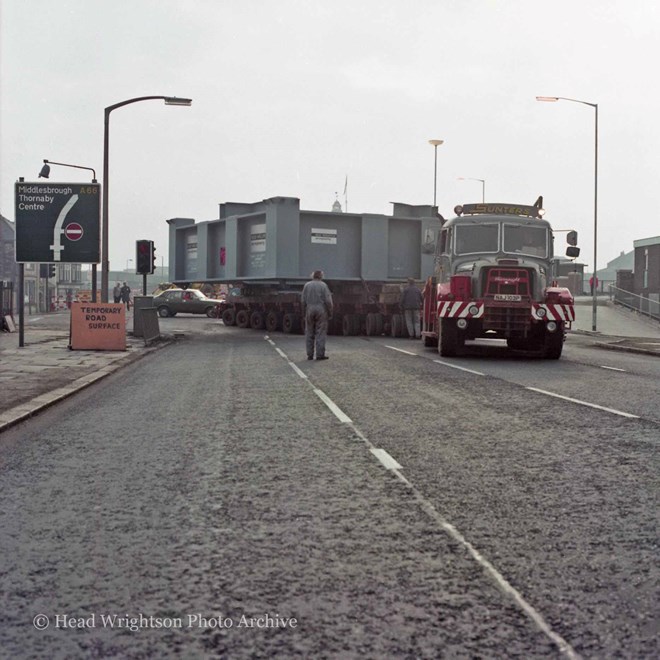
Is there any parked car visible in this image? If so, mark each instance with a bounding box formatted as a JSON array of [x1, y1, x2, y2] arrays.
[[152, 288, 222, 317]]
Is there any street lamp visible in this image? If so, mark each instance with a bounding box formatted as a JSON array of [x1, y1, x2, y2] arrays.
[[39, 159, 97, 182], [101, 95, 192, 302], [457, 177, 486, 203], [38, 158, 99, 301], [428, 139, 444, 208], [536, 95, 598, 331]]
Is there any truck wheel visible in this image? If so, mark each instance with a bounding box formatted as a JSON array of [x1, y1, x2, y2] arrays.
[[236, 309, 250, 328], [250, 311, 266, 330], [423, 334, 438, 348], [543, 330, 564, 359], [439, 319, 462, 357], [265, 311, 282, 332], [221, 308, 236, 326]]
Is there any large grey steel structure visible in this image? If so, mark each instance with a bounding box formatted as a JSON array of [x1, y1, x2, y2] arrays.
[[167, 197, 439, 285]]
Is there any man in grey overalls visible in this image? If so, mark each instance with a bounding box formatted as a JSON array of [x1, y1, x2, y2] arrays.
[[301, 270, 333, 360]]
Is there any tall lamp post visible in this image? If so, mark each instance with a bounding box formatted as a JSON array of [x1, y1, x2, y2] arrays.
[[101, 95, 192, 302], [536, 95, 598, 331], [428, 139, 444, 208], [38, 159, 99, 301], [457, 177, 486, 203]]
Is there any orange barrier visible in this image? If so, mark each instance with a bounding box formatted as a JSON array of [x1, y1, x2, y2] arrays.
[[69, 302, 126, 350]]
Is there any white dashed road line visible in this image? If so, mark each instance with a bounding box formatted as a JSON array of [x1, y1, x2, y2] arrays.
[[526, 387, 639, 419], [370, 447, 402, 470], [600, 365, 626, 372], [433, 359, 485, 376], [313, 388, 353, 423], [266, 336, 580, 658]]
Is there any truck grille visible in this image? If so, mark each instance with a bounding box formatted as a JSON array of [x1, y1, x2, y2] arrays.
[[482, 267, 532, 297]]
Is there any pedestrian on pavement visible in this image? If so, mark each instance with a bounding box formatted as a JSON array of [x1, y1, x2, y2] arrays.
[[301, 270, 333, 360], [589, 275, 599, 295], [120, 282, 131, 311], [400, 277, 423, 339], [113, 282, 122, 304]]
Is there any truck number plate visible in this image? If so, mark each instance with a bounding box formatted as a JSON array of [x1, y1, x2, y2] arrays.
[[494, 294, 521, 302]]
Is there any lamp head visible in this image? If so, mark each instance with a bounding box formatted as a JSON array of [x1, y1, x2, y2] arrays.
[[164, 97, 193, 106], [536, 96, 559, 102], [428, 139, 444, 147], [38, 163, 50, 179]]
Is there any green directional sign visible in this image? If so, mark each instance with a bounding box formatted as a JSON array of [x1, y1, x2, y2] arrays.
[[15, 181, 100, 263]]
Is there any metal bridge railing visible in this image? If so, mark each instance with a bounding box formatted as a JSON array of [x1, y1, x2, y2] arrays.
[[609, 285, 660, 321]]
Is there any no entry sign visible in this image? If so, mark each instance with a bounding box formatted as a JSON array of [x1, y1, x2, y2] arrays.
[[15, 182, 100, 263], [64, 222, 84, 241]]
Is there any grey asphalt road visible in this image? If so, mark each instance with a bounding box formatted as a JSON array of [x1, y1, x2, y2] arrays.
[[1, 320, 658, 659]]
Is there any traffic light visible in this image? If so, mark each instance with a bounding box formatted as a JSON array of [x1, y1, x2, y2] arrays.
[[151, 243, 157, 274], [49, 264, 56, 278], [136, 240, 152, 274]]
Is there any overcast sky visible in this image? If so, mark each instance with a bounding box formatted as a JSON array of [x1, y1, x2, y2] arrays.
[[2, 0, 658, 273]]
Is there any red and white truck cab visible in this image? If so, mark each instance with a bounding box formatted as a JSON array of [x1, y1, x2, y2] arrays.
[[422, 200, 579, 359]]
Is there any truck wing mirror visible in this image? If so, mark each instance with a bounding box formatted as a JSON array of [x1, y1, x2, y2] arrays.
[[566, 230, 578, 246], [566, 246, 580, 258]]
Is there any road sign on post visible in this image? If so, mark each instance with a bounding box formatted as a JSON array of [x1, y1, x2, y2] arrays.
[[14, 182, 100, 263]]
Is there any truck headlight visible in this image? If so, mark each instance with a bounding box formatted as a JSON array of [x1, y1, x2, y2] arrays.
[[536, 307, 547, 318], [547, 321, 557, 332], [457, 318, 468, 330], [468, 305, 479, 315]]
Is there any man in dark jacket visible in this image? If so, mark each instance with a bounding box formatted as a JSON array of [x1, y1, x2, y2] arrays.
[[301, 270, 333, 360], [120, 282, 131, 311], [400, 278, 423, 339]]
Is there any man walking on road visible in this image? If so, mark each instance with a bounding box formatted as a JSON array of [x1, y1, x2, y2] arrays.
[[400, 278, 423, 339], [301, 270, 333, 360]]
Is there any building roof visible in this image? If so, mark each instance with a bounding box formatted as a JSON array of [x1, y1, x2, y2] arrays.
[[633, 236, 660, 249]]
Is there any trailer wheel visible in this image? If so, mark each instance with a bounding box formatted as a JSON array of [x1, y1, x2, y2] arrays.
[[250, 310, 266, 330], [283, 313, 300, 334], [342, 314, 360, 336], [439, 319, 463, 357], [221, 308, 236, 326], [265, 311, 282, 332], [543, 329, 564, 359], [366, 313, 383, 336], [391, 314, 407, 338], [236, 309, 250, 328], [328, 316, 342, 335]]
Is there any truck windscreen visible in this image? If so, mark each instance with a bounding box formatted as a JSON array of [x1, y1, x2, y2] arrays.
[[502, 224, 548, 258], [455, 224, 499, 255]]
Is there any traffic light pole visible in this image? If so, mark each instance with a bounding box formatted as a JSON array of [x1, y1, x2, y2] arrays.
[[143, 273, 147, 296]]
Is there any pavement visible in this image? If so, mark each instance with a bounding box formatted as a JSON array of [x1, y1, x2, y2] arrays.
[[1, 298, 659, 434]]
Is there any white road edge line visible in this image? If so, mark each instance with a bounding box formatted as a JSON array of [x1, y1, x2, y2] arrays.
[[314, 388, 353, 424], [409, 490, 579, 660], [433, 360, 485, 376], [600, 365, 626, 372], [266, 337, 579, 658], [526, 386, 639, 419]]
